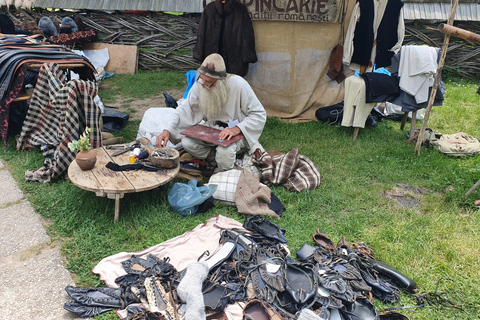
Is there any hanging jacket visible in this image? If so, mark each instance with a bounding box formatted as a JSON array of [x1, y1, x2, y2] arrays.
[[193, 0, 257, 77], [351, 0, 404, 68]]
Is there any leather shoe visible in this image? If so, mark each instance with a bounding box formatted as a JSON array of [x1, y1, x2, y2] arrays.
[[284, 259, 316, 305], [243, 298, 285, 320], [312, 230, 336, 253], [63, 302, 116, 318], [367, 258, 417, 293], [244, 216, 287, 243], [340, 296, 379, 320]]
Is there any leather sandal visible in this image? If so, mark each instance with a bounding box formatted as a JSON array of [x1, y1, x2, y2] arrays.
[[367, 257, 417, 293], [144, 276, 176, 319], [337, 236, 351, 250], [243, 298, 285, 320], [202, 281, 234, 313], [378, 310, 410, 319], [351, 242, 375, 259], [312, 230, 336, 253], [284, 260, 316, 305], [244, 216, 288, 243], [340, 296, 379, 320]]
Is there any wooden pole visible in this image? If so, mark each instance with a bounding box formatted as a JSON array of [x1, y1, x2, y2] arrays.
[[438, 24, 480, 45], [414, 0, 459, 156]]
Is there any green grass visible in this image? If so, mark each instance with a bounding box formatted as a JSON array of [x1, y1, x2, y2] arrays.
[[1, 75, 479, 320], [98, 69, 186, 103]]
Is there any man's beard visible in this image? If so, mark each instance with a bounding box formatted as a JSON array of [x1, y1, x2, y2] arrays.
[[198, 79, 229, 121]]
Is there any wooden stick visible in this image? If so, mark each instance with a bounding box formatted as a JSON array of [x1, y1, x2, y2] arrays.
[[414, 0, 459, 156], [466, 178, 480, 197], [438, 23, 480, 45]]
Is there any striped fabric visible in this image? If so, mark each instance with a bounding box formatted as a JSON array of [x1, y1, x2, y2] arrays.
[[17, 63, 101, 181], [253, 147, 322, 192]]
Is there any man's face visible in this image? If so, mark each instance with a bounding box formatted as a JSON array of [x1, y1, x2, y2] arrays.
[[197, 74, 217, 90]]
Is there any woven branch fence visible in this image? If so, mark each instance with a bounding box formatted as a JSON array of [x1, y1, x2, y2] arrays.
[[10, 9, 202, 72], [5, 9, 480, 78], [404, 21, 480, 79]]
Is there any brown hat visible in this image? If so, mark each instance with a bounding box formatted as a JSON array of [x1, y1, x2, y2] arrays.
[[197, 53, 227, 80]]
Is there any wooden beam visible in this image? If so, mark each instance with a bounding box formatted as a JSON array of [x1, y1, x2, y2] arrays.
[[438, 23, 480, 45]]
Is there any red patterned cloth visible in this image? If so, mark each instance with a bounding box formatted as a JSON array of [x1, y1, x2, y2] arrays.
[[49, 30, 97, 45]]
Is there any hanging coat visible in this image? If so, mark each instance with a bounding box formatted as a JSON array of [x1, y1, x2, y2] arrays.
[[193, 0, 257, 77]]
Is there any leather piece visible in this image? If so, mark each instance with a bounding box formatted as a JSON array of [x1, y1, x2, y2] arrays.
[[63, 302, 116, 318], [257, 247, 286, 292], [340, 296, 379, 320], [65, 286, 124, 308], [284, 261, 316, 305], [367, 258, 417, 293], [202, 282, 233, 312], [244, 215, 287, 243], [295, 243, 317, 261], [243, 299, 285, 320], [378, 310, 410, 319]]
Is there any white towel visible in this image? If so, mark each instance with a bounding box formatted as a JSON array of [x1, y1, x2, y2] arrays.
[[398, 45, 438, 104]]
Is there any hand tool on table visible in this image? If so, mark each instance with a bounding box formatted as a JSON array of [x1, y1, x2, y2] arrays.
[[106, 141, 143, 157]]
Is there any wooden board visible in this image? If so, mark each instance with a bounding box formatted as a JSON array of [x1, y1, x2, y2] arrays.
[[83, 42, 138, 74], [180, 124, 243, 147]]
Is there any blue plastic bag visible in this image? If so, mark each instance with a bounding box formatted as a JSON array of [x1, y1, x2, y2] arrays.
[[168, 180, 217, 217]]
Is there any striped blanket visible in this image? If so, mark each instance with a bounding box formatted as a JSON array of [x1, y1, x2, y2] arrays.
[[17, 63, 101, 182]]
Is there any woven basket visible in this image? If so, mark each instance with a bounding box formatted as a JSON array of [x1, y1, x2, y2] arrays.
[[150, 148, 179, 169]]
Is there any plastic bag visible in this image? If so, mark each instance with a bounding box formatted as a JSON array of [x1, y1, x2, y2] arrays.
[[168, 180, 217, 217]]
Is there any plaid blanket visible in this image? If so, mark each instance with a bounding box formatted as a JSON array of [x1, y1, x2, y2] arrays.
[[253, 147, 322, 192], [17, 63, 101, 182]]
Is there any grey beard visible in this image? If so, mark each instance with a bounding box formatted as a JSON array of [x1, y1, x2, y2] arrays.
[[198, 79, 229, 121]]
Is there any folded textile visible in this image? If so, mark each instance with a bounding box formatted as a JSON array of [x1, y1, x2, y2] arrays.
[[252, 147, 321, 192], [360, 72, 399, 103], [398, 45, 438, 104], [235, 168, 278, 219], [106, 161, 158, 172]]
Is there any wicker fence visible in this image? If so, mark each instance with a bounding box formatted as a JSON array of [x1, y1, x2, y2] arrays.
[[10, 9, 202, 72], [5, 9, 480, 78], [404, 21, 480, 79]]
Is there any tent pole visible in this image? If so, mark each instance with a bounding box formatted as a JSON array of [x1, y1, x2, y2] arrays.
[[414, 0, 459, 156]]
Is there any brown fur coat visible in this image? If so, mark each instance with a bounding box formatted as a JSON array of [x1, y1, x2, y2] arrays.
[[193, 0, 257, 77]]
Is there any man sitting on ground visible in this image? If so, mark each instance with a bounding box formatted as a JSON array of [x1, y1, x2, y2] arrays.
[[156, 53, 266, 172]]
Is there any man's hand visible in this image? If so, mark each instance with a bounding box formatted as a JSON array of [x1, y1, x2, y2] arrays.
[[156, 130, 170, 147], [219, 126, 241, 140]]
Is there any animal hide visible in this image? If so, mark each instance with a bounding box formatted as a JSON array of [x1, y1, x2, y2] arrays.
[[193, 0, 257, 77]]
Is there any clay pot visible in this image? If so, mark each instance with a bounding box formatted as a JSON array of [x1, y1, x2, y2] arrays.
[[76, 150, 97, 170]]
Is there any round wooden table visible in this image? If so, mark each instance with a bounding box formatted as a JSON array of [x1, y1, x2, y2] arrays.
[[68, 146, 179, 222]]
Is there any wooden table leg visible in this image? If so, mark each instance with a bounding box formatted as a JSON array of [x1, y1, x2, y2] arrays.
[[114, 194, 120, 222], [108, 193, 124, 222]]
